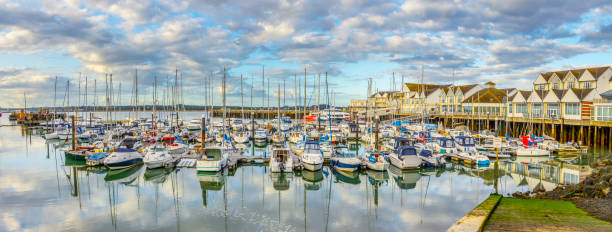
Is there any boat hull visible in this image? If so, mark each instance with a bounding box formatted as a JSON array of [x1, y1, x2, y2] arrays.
[[105, 158, 143, 170], [302, 162, 323, 171]]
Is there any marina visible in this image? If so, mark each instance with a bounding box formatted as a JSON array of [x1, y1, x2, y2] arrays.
[[2, 1, 612, 231], [0, 108, 609, 231]]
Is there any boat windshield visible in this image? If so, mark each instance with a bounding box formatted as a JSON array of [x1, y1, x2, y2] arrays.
[[459, 137, 475, 146], [333, 147, 355, 158], [440, 139, 455, 148], [304, 143, 320, 153], [203, 149, 221, 161], [398, 148, 416, 158], [153, 147, 166, 152]]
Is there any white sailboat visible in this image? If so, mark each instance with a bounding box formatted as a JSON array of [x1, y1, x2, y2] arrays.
[[196, 68, 231, 172]]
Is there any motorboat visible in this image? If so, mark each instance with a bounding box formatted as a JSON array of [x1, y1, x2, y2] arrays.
[[269, 144, 294, 173], [143, 145, 173, 169], [86, 152, 108, 166], [301, 140, 323, 171], [516, 136, 550, 156], [253, 128, 268, 144], [196, 147, 228, 172], [233, 131, 249, 143], [187, 118, 201, 130], [362, 151, 389, 171], [388, 145, 421, 169], [103, 148, 143, 170], [330, 145, 361, 172]]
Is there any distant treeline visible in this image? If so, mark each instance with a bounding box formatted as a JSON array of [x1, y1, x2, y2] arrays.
[[2, 104, 345, 112]]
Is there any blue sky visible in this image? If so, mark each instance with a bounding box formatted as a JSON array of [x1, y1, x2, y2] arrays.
[[0, 0, 611, 108]]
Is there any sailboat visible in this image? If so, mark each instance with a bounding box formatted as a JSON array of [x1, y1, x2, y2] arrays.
[[196, 68, 232, 172]]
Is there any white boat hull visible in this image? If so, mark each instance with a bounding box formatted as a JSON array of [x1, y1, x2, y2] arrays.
[[389, 154, 421, 169], [302, 162, 323, 171]]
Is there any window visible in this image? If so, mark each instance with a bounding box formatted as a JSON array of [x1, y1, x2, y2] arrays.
[[532, 104, 542, 117], [516, 104, 527, 114], [565, 103, 579, 115], [547, 104, 559, 118], [537, 85, 544, 90], [584, 82, 591, 89], [568, 81, 575, 89], [553, 82, 559, 89], [509, 104, 513, 113]]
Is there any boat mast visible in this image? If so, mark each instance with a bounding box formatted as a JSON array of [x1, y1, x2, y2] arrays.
[[326, 72, 331, 145], [222, 67, 227, 147], [303, 68, 306, 125], [53, 76, 57, 132], [241, 74, 244, 121], [277, 83, 281, 133], [294, 74, 298, 122]]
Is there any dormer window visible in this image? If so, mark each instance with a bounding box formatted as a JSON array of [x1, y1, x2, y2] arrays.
[[568, 82, 575, 89], [584, 82, 591, 89], [553, 82, 559, 89]]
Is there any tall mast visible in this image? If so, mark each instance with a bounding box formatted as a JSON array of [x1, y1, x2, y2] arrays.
[[53, 76, 57, 131], [294, 74, 298, 121], [241, 74, 244, 120], [267, 78, 270, 121], [326, 72, 331, 145], [222, 67, 227, 146], [303, 68, 306, 123], [262, 66, 265, 111], [277, 83, 281, 131]]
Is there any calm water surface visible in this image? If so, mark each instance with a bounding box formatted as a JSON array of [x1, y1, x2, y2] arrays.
[[0, 113, 608, 232]]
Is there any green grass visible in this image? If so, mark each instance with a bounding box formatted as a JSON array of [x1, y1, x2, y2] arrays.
[[484, 198, 612, 231]]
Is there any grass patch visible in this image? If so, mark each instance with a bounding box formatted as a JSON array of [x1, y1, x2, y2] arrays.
[[484, 198, 612, 231]]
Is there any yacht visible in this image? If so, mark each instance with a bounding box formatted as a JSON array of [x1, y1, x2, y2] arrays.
[[301, 140, 323, 171], [362, 151, 389, 171], [330, 145, 361, 172], [143, 145, 173, 169], [253, 128, 268, 144], [187, 118, 201, 130], [196, 147, 228, 172], [269, 144, 294, 172], [233, 131, 250, 143], [388, 145, 421, 169]]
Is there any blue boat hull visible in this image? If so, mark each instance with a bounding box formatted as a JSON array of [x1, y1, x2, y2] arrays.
[[105, 158, 143, 170]]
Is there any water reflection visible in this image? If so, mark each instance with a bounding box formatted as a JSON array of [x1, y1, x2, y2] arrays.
[[1, 118, 609, 232]]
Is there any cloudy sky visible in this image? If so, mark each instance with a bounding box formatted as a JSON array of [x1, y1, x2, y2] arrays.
[[1, 0, 611, 108]]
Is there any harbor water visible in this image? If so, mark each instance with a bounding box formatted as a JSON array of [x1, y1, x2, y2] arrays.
[[0, 113, 608, 232]]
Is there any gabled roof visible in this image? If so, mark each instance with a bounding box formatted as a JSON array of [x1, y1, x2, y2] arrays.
[[540, 66, 610, 81], [540, 73, 552, 82], [586, 67, 610, 80], [457, 84, 478, 93], [552, 89, 567, 99], [569, 88, 595, 101], [510, 90, 530, 101], [404, 83, 445, 92], [533, 90, 547, 99], [461, 88, 507, 103]]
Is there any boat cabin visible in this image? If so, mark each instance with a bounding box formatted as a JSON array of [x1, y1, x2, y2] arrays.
[[202, 148, 222, 161], [436, 137, 456, 148], [395, 146, 418, 160], [392, 137, 414, 149], [333, 146, 356, 158], [304, 141, 321, 153], [454, 136, 475, 147]]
